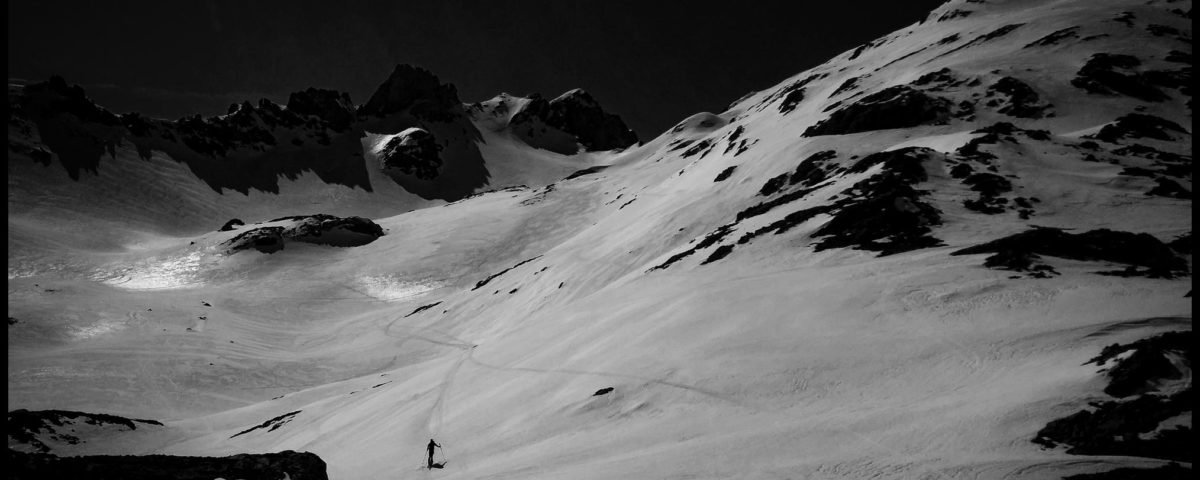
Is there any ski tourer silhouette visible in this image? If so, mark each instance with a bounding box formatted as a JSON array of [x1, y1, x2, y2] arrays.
[[426, 438, 444, 469]]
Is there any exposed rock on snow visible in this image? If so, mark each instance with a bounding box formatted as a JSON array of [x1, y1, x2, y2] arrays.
[[985, 76, 1051, 118], [6, 448, 328, 480], [1033, 331, 1192, 462], [230, 410, 302, 439], [224, 226, 286, 254], [1071, 53, 1171, 101], [8, 410, 163, 454], [953, 228, 1189, 278], [218, 218, 245, 232], [1063, 463, 1192, 480], [510, 89, 639, 153], [803, 85, 953, 136], [1091, 113, 1189, 143], [1085, 331, 1190, 398], [377, 128, 443, 180], [222, 215, 384, 253]]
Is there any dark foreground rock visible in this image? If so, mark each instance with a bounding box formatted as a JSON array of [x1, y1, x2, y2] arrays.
[[7, 448, 328, 480], [952, 228, 1189, 278], [1064, 463, 1192, 480], [8, 410, 163, 454]]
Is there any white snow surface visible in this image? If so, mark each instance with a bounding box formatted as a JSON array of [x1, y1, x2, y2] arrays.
[[7, 0, 1192, 479]]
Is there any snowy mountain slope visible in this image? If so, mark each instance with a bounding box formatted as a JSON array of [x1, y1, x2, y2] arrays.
[[7, 0, 1191, 479]]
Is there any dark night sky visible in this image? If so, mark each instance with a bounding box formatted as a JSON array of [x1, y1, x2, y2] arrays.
[[8, 0, 945, 138]]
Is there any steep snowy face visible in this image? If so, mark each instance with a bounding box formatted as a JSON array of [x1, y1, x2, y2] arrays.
[[6, 0, 1193, 479]]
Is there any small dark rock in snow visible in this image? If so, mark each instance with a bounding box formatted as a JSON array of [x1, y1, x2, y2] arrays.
[[714, 166, 737, 182], [593, 387, 614, 396]]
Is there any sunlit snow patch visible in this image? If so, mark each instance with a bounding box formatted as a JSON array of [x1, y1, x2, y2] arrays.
[[358, 275, 442, 301], [69, 315, 127, 340], [884, 130, 981, 153], [92, 251, 206, 290]]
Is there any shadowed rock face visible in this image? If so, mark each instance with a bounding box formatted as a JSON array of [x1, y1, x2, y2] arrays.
[[378, 128, 443, 179], [6, 448, 328, 480], [357, 64, 462, 121], [10, 66, 493, 201], [510, 89, 639, 153], [287, 88, 356, 132], [10, 77, 373, 194]]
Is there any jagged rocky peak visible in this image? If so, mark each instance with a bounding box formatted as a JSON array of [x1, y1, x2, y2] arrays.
[[357, 64, 462, 119], [285, 88, 355, 131], [509, 87, 639, 153]]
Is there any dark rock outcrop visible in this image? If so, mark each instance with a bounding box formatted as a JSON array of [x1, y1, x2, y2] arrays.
[[714, 166, 737, 182], [510, 89, 639, 153], [1092, 113, 1188, 143], [1033, 331, 1192, 463], [953, 228, 1189, 278], [219, 219, 245, 231], [809, 148, 944, 255], [1085, 331, 1191, 398], [378, 128, 443, 180], [986, 77, 1051, 118], [221, 214, 384, 254], [803, 86, 952, 136], [285, 214, 385, 247], [224, 226, 286, 254], [7, 448, 328, 480], [1071, 53, 1171, 101], [1063, 463, 1192, 480]]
